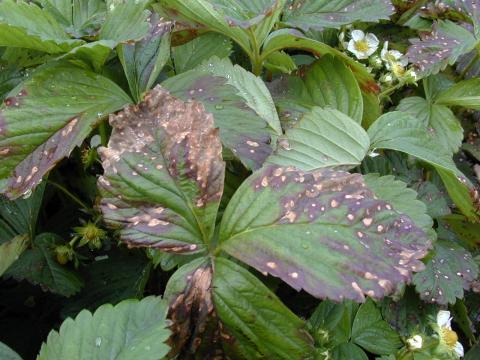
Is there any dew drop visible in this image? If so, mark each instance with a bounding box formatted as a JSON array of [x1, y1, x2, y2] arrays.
[[95, 337, 102, 347], [215, 104, 224, 110]]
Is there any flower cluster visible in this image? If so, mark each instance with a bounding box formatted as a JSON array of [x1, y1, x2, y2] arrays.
[[341, 29, 418, 87]]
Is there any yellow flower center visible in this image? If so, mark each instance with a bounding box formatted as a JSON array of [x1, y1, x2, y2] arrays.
[[354, 40, 370, 53], [441, 328, 458, 348], [392, 62, 405, 77]]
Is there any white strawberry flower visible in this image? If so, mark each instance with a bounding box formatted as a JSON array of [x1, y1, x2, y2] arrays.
[[381, 41, 408, 77], [347, 30, 379, 60], [435, 310, 464, 358]]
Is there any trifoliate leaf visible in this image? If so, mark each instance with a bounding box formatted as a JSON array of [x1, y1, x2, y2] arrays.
[[98, 86, 225, 252], [219, 165, 431, 302]]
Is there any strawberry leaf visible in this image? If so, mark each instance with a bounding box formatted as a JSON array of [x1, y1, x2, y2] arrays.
[[98, 86, 225, 252]]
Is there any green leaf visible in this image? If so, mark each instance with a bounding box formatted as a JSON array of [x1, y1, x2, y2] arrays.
[[41, 0, 106, 37], [0, 235, 28, 277], [413, 181, 451, 219], [262, 29, 380, 95], [98, 86, 225, 251], [0, 0, 83, 53], [436, 168, 480, 222], [0, 63, 131, 199], [99, 1, 150, 43], [159, 0, 285, 54], [332, 343, 368, 360], [351, 299, 402, 355], [5, 233, 84, 297], [61, 251, 151, 317], [163, 57, 280, 169], [0, 65, 23, 102], [283, 0, 395, 31], [397, 97, 463, 154], [172, 33, 233, 74], [269, 56, 364, 125], [0, 342, 22, 360], [264, 51, 297, 74], [38, 296, 170, 360], [363, 174, 433, 235], [407, 20, 478, 76], [435, 78, 480, 110], [441, 214, 480, 247], [368, 112, 460, 175], [212, 258, 314, 359], [413, 240, 478, 304], [309, 300, 358, 346], [118, 15, 172, 103], [219, 165, 431, 301], [266, 107, 370, 171]]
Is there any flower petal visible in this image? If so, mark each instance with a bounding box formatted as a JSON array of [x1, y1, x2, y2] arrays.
[[437, 310, 452, 329], [454, 341, 464, 357], [351, 30, 365, 41], [365, 33, 380, 48], [381, 41, 389, 60], [390, 50, 403, 60]]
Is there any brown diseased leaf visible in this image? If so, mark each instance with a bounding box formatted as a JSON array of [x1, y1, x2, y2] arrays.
[[98, 85, 225, 251]]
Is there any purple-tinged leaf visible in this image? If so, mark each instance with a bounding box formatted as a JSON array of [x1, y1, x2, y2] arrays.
[[0, 63, 131, 199], [118, 14, 173, 103], [283, 0, 395, 31], [98, 86, 225, 252], [219, 165, 431, 302], [407, 20, 477, 76], [413, 240, 478, 305]]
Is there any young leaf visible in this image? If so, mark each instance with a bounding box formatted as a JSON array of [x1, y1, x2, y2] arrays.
[[264, 50, 297, 74], [413, 240, 478, 304], [172, 33, 233, 74], [98, 86, 225, 251], [363, 174, 433, 235], [283, 0, 395, 31], [99, 1, 150, 43], [262, 29, 380, 94], [165, 257, 314, 359], [0, 235, 28, 277], [269, 56, 364, 125], [118, 15, 173, 103], [0, 63, 131, 199], [407, 20, 478, 76], [0, 0, 83, 53], [0, 342, 21, 360], [5, 233, 84, 297], [38, 296, 170, 360], [332, 343, 368, 360], [266, 107, 370, 171], [219, 165, 431, 302], [435, 78, 480, 110], [163, 57, 281, 170], [351, 299, 401, 355]]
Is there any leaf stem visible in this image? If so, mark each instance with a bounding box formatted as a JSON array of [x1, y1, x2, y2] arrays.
[[248, 29, 263, 76], [47, 180, 91, 213], [98, 119, 109, 147]]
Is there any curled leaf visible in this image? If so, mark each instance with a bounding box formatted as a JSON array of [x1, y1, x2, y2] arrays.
[[99, 86, 225, 252]]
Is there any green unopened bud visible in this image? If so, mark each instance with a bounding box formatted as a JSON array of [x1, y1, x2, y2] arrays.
[[369, 55, 383, 69], [380, 73, 394, 85], [55, 245, 74, 264], [403, 68, 419, 84]]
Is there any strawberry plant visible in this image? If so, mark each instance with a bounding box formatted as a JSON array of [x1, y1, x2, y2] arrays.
[[1, 1, 480, 359]]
